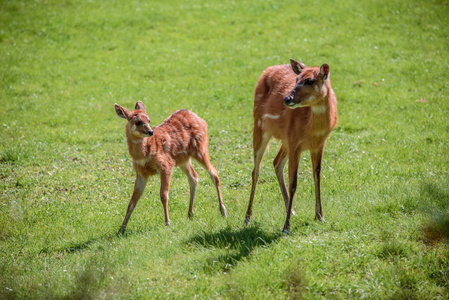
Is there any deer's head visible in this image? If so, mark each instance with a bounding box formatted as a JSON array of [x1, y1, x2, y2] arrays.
[[284, 59, 330, 109]]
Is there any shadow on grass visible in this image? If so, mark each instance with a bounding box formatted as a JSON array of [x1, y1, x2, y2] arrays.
[[420, 183, 449, 209], [62, 252, 120, 300], [4, 234, 121, 299], [39, 232, 117, 255], [418, 183, 449, 246], [186, 224, 282, 273]]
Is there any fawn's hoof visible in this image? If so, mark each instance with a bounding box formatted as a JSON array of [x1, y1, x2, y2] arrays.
[[244, 216, 251, 226], [220, 206, 227, 218], [282, 228, 290, 235]]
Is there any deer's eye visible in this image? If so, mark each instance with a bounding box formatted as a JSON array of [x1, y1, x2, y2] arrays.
[[304, 79, 314, 86], [135, 120, 143, 126]]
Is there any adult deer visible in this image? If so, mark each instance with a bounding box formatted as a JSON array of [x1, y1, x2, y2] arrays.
[[244, 59, 338, 234], [115, 102, 227, 234]]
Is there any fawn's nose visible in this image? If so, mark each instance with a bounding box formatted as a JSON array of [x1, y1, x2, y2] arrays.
[[284, 96, 294, 106], [147, 130, 154, 136]]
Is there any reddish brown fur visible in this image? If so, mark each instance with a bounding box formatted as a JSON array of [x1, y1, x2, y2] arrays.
[[115, 102, 227, 234], [244, 59, 338, 233]]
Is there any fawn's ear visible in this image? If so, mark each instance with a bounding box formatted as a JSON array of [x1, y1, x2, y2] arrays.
[[290, 58, 307, 75], [135, 101, 146, 112], [320, 64, 329, 80], [115, 104, 131, 120]]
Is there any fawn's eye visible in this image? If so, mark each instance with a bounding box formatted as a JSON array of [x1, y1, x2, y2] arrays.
[[135, 120, 143, 126]]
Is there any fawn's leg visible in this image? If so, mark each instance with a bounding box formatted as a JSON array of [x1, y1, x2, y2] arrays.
[[160, 169, 173, 226], [179, 159, 198, 219], [118, 174, 148, 234], [194, 151, 227, 218]]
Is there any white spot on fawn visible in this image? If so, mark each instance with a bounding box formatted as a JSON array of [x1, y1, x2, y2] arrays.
[[262, 114, 279, 120], [134, 158, 147, 166], [257, 120, 262, 128], [314, 85, 319, 92]]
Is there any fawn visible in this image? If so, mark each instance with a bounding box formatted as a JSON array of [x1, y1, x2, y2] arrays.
[[244, 59, 338, 234], [115, 101, 227, 234]]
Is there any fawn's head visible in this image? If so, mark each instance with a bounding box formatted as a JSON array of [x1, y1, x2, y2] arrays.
[[115, 101, 154, 138], [284, 59, 330, 109]]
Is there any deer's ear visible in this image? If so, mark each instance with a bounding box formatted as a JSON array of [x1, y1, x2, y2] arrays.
[[320, 64, 329, 80], [290, 58, 307, 75], [135, 101, 146, 112], [115, 104, 131, 120]]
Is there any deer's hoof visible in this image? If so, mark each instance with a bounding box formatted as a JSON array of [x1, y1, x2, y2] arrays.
[[315, 214, 325, 222]]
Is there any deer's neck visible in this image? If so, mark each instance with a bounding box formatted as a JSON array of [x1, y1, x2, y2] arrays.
[[309, 88, 337, 131]]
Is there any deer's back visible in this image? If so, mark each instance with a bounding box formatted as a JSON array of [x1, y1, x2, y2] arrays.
[[253, 65, 310, 142]]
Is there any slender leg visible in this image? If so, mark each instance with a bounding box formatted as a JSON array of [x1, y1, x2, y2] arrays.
[[273, 145, 296, 215], [160, 169, 172, 226], [311, 147, 325, 221], [283, 147, 301, 234], [194, 151, 227, 218], [245, 132, 271, 225], [179, 159, 198, 219], [118, 174, 148, 234]]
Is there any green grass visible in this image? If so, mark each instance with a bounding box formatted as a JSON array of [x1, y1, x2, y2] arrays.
[[1, 0, 448, 298]]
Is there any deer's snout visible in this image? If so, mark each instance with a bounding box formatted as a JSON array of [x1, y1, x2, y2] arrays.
[[147, 130, 154, 136]]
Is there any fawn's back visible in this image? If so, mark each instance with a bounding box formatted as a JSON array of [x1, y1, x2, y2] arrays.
[[129, 109, 210, 175], [114, 102, 227, 233]]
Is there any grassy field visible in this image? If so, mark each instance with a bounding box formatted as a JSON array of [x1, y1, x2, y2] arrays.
[[1, 0, 448, 298]]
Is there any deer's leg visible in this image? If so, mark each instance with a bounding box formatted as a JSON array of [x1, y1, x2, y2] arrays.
[[245, 131, 271, 225], [179, 159, 198, 219], [311, 147, 325, 221], [118, 174, 148, 235], [194, 151, 227, 218], [273, 145, 296, 216], [160, 169, 172, 226], [283, 147, 301, 234]]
